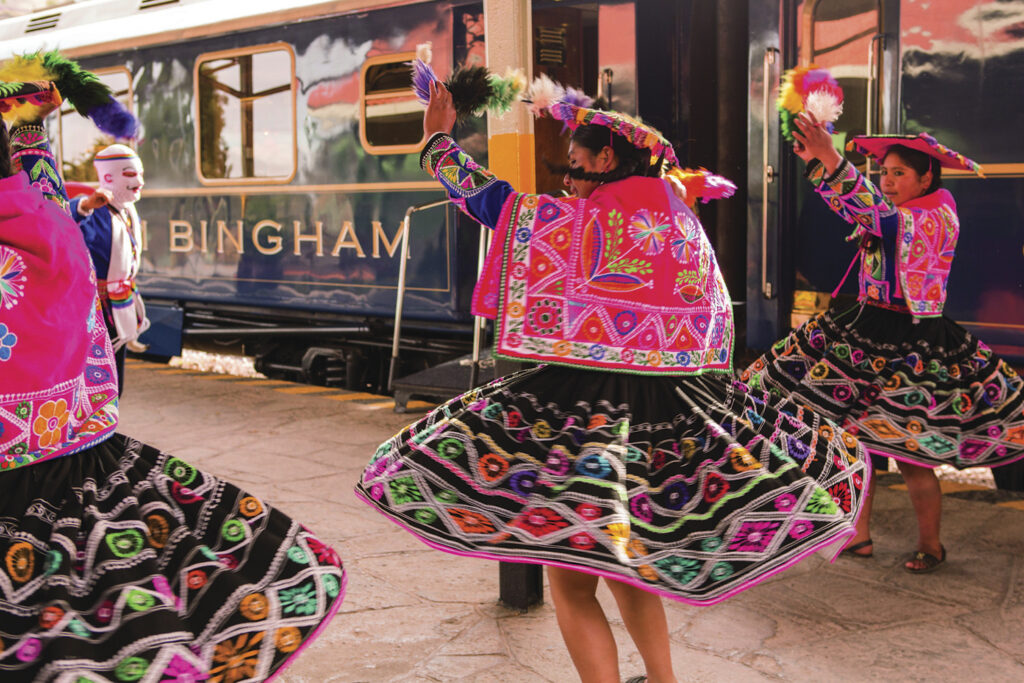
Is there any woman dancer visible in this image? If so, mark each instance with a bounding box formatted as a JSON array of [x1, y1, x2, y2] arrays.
[[356, 81, 867, 682], [0, 90, 344, 681], [742, 111, 1024, 573]]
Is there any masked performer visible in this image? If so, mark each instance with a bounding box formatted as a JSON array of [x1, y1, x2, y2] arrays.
[[741, 111, 1024, 573], [0, 81, 344, 682], [71, 145, 150, 394], [356, 76, 868, 683]]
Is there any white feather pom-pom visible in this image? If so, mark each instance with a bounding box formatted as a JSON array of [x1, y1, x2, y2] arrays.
[[416, 42, 433, 65], [805, 89, 843, 124], [523, 73, 564, 117]]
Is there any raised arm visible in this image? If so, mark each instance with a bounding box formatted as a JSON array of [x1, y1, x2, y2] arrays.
[[6, 84, 70, 213], [420, 80, 514, 229], [792, 111, 899, 240]]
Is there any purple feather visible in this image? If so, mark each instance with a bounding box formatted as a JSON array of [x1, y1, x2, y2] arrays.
[[411, 59, 438, 105], [561, 87, 594, 109], [88, 97, 139, 139]]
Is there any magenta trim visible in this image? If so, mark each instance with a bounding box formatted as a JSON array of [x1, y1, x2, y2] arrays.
[[266, 568, 348, 682], [353, 487, 856, 607]]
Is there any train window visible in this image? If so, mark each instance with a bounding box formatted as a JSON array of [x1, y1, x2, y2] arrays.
[[59, 67, 134, 182], [360, 53, 425, 154], [195, 44, 296, 183]]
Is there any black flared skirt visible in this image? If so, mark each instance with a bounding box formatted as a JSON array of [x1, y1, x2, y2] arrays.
[[356, 365, 868, 605], [741, 304, 1024, 468], [0, 434, 344, 682]]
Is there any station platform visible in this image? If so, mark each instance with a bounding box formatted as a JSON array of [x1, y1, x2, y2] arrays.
[[120, 359, 1024, 682]]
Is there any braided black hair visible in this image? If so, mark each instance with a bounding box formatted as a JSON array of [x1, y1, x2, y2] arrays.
[[0, 122, 12, 179], [546, 124, 666, 183]]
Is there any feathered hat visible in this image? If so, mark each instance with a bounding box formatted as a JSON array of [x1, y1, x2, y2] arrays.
[[846, 132, 983, 176], [411, 49, 735, 204], [521, 74, 734, 204], [411, 42, 526, 120], [776, 65, 843, 142], [0, 51, 138, 138]]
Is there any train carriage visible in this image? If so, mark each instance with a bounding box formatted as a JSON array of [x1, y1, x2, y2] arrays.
[[1, 0, 1021, 396]]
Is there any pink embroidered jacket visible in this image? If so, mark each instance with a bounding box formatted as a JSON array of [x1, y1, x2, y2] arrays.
[[421, 133, 733, 375], [808, 159, 958, 318], [0, 143, 119, 471]]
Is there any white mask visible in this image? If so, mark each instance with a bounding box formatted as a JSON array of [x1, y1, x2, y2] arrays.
[[93, 144, 144, 211]]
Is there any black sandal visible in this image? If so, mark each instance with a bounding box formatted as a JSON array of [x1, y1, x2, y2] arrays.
[[903, 545, 946, 574], [624, 677, 647, 683], [841, 539, 873, 558]]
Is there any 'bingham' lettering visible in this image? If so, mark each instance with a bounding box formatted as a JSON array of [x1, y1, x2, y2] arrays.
[[166, 219, 409, 258]]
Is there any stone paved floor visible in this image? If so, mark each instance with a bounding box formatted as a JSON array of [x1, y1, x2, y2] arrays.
[[120, 359, 1024, 682]]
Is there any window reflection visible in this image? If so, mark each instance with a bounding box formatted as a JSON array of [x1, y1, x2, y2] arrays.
[[60, 68, 133, 182], [361, 57, 425, 152], [197, 46, 295, 181]]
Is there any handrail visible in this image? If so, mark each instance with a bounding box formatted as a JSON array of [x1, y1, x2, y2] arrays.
[[761, 47, 779, 299], [388, 198, 450, 392], [865, 33, 885, 175]]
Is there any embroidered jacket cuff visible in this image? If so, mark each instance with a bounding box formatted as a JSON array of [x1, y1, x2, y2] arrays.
[[421, 133, 455, 176]]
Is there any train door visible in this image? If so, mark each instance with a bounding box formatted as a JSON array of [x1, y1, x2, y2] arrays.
[[748, 0, 898, 350], [751, 0, 1024, 363]]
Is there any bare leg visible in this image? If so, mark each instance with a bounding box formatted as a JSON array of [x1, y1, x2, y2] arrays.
[[844, 459, 876, 555], [604, 579, 679, 683], [895, 460, 943, 568], [547, 566, 620, 683]]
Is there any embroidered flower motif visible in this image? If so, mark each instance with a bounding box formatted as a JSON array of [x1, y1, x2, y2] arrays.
[[654, 556, 700, 585], [575, 453, 612, 478], [629, 494, 654, 522], [662, 481, 690, 510], [478, 453, 509, 482], [702, 471, 729, 503], [828, 481, 852, 513], [773, 493, 797, 512], [509, 470, 538, 496], [211, 632, 265, 683], [0, 247, 26, 310], [569, 532, 596, 550], [275, 627, 302, 654], [280, 583, 318, 616], [32, 399, 69, 448], [788, 519, 814, 539], [240, 593, 270, 621], [728, 521, 780, 552], [589, 344, 606, 360], [544, 446, 570, 476], [159, 654, 205, 682], [0, 323, 17, 361], [388, 476, 424, 504], [804, 488, 838, 515], [449, 508, 496, 534], [575, 502, 602, 522], [613, 310, 638, 336], [86, 365, 111, 384], [528, 298, 563, 335], [511, 507, 569, 537], [628, 210, 670, 255], [667, 215, 700, 264]]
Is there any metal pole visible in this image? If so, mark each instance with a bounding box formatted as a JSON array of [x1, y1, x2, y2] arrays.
[[469, 224, 490, 388]]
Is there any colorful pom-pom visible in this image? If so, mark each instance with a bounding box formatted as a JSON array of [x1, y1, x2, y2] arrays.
[[777, 65, 843, 142]]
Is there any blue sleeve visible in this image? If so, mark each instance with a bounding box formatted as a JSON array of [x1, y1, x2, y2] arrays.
[[807, 159, 901, 242], [420, 133, 516, 229], [75, 205, 113, 280], [9, 124, 70, 214]]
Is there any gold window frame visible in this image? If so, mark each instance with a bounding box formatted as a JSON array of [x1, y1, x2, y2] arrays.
[[193, 42, 297, 186], [359, 51, 426, 156]]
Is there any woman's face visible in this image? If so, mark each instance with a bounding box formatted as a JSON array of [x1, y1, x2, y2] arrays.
[[879, 151, 932, 206], [564, 141, 615, 199]]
